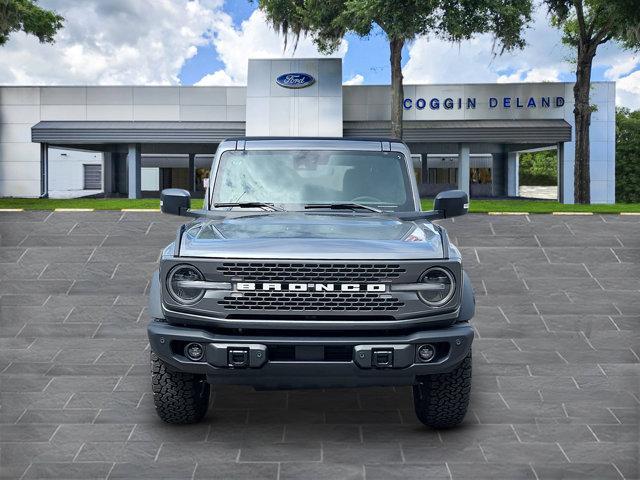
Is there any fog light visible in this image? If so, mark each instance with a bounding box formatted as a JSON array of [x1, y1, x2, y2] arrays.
[[185, 343, 204, 361], [417, 344, 435, 362]]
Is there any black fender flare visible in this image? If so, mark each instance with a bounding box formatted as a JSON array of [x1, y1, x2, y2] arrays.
[[458, 271, 475, 322], [148, 270, 165, 320]]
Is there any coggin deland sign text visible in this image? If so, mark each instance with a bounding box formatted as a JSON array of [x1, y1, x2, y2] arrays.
[[403, 95, 565, 110], [274, 71, 566, 113]]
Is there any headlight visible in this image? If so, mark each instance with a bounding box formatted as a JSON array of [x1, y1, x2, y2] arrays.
[[167, 264, 205, 304], [418, 267, 455, 306]]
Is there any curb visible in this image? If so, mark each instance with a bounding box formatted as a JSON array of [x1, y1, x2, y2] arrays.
[[0, 208, 24, 212], [620, 212, 640, 216], [121, 208, 161, 212], [54, 208, 95, 212], [552, 212, 593, 215], [488, 212, 529, 215]]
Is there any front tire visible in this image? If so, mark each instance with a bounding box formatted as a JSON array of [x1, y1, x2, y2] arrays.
[[151, 352, 210, 424], [413, 351, 472, 429]]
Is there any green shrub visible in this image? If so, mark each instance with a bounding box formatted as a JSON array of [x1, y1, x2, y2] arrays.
[[519, 150, 558, 186], [616, 108, 640, 203]]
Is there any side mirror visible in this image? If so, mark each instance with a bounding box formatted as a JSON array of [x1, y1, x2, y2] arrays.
[[433, 190, 469, 219], [161, 188, 191, 216]]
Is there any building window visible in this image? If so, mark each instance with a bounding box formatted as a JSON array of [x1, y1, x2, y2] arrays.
[[427, 168, 457, 184], [411, 154, 423, 184], [196, 168, 210, 191], [470, 168, 492, 184], [83, 164, 102, 190]]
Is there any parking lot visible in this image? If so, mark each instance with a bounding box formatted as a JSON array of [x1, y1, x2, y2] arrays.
[[0, 211, 638, 479]]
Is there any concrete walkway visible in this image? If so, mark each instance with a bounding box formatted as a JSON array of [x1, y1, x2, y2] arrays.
[[519, 186, 558, 200]]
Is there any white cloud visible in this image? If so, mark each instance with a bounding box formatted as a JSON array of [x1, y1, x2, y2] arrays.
[[604, 54, 639, 81], [497, 67, 561, 83], [195, 70, 236, 86], [403, 8, 572, 85], [0, 0, 225, 85], [1, 0, 637, 110], [196, 9, 348, 86], [402, 6, 639, 108], [343, 74, 364, 85], [599, 52, 640, 109], [0, 2, 343, 87], [616, 70, 640, 110]]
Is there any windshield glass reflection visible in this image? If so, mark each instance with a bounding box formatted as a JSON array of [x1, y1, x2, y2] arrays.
[[212, 150, 412, 211]]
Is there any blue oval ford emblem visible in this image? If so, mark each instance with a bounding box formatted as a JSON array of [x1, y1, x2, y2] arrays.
[[275, 72, 315, 89]]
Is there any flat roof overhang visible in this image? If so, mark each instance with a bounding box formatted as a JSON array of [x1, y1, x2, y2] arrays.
[[344, 120, 572, 144], [32, 119, 571, 145], [31, 121, 246, 144]]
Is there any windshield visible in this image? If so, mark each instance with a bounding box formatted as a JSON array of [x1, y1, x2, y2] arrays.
[[212, 150, 413, 211]]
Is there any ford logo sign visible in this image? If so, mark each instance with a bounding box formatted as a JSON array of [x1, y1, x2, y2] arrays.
[[275, 72, 315, 89]]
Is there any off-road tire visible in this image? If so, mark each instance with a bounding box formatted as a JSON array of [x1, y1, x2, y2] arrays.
[[413, 351, 472, 429], [151, 352, 210, 424]]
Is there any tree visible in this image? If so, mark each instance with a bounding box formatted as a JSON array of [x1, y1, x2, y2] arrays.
[[258, 0, 532, 139], [519, 150, 558, 186], [0, 0, 64, 46], [615, 107, 640, 203], [544, 0, 640, 204]]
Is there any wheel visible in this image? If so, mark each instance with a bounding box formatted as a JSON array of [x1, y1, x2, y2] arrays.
[[412, 351, 472, 429], [151, 352, 210, 424]]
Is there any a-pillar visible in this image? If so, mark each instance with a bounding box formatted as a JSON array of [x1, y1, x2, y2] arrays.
[[127, 143, 142, 199], [507, 151, 519, 197], [188, 153, 196, 194], [457, 143, 470, 196]]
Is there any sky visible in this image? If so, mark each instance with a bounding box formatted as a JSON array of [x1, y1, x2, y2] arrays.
[[0, 0, 638, 108]]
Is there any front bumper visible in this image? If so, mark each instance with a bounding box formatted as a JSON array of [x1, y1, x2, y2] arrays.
[[147, 320, 474, 389]]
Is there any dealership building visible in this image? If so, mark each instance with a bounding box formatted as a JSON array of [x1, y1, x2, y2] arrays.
[[0, 58, 616, 203]]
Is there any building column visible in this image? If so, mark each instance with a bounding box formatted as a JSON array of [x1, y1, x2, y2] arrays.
[[507, 151, 519, 197], [491, 151, 507, 197], [457, 143, 470, 196], [127, 143, 141, 199], [188, 153, 196, 193], [421, 154, 429, 184], [40, 143, 49, 198], [103, 152, 114, 195], [557, 142, 565, 203]]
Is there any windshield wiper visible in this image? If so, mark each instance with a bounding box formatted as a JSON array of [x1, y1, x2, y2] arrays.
[[304, 203, 382, 213], [213, 202, 284, 212]]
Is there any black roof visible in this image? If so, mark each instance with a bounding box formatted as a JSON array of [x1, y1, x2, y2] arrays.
[[224, 136, 405, 143]]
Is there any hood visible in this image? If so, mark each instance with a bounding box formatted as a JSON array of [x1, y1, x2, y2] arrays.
[[178, 212, 444, 260]]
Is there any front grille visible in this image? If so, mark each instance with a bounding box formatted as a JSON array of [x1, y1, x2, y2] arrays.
[[217, 262, 406, 283], [218, 291, 404, 312]]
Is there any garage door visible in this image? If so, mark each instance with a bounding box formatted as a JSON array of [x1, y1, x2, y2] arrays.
[[83, 164, 102, 190]]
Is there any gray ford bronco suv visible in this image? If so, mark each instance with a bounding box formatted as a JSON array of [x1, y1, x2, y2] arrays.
[[148, 137, 474, 428]]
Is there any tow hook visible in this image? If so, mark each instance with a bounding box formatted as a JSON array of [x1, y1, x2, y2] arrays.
[[353, 344, 413, 369]]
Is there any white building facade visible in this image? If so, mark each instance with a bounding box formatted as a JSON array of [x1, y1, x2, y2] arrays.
[[0, 58, 616, 203]]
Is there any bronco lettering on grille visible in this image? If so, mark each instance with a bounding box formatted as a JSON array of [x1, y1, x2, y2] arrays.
[[235, 282, 387, 293]]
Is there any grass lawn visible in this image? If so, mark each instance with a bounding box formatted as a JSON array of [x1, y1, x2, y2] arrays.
[[420, 199, 640, 214], [0, 197, 639, 213], [0, 197, 204, 210]]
